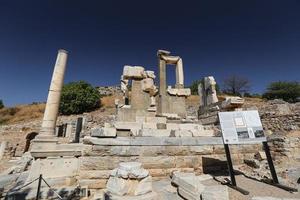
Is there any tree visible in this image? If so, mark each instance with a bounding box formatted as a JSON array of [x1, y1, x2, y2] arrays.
[[262, 81, 300, 103], [189, 80, 201, 95], [222, 75, 250, 96], [0, 99, 4, 109], [60, 81, 101, 115]]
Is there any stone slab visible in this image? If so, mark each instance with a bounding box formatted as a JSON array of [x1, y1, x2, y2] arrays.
[[91, 127, 117, 138], [115, 122, 142, 130], [174, 130, 193, 137], [142, 122, 157, 129], [179, 123, 203, 130], [166, 123, 180, 130], [83, 136, 223, 146], [190, 130, 214, 137], [141, 129, 171, 137], [201, 185, 229, 200], [105, 191, 157, 200], [123, 65, 145, 79], [146, 117, 167, 124]]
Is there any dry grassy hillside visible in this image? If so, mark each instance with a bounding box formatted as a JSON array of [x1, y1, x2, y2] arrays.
[[0, 95, 266, 125], [0, 103, 45, 125]]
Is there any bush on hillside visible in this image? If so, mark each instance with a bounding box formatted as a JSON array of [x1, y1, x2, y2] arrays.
[[262, 81, 300, 103], [60, 81, 101, 115], [189, 80, 201, 95], [0, 99, 3, 109]]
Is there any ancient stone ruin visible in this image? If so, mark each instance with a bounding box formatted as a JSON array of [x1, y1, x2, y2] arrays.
[[1, 49, 300, 200]]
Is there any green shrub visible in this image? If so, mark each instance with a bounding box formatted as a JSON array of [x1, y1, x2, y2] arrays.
[[189, 80, 220, 95], [0, 99, 4, 109], [189, 80, 201, 95], [262, 81, 300, 103], [60, 81, 101, 115]]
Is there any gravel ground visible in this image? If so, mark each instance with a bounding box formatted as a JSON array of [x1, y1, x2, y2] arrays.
[[152, 175, 300, 200]]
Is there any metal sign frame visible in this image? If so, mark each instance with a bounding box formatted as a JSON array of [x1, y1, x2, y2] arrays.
[[218, 111, 298, 195]]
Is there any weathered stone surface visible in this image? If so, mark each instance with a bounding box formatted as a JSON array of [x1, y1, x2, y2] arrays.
[[167, 88, 191, 96], [178, 187, 200, 200], [189, 146, 214, 155], [142, 122, 157, 129], [175, 156, 202, 168], [80, 157, 135, 170], [105, 191, 157, 200], [144, 70, 156, 79], [190, 129, 214, 137], [91, 127, 117, 138], [244, 159, 260, 168], [174, 130, 193, 137], [172, 171, 205, 200], [141, 129, 171, 137], [106, 176, 129, 196], [78, 179, 107, 189], [115, 122, 142, 130], [26, 157, 79, 183], [201, 185, 229, 200], [166, 123, 180, 130], [79, 170, 111, 179], [134, 176, 152, 195], [140, 156, 176, 169], [123, 65, 145, 79], [141, 78, 155, 92], [112, 162, 149, 179], [179, 123, 203, 130], [146, 117, 167, 124], [254, 151, 267, 161], [251, 197, 282, 200]]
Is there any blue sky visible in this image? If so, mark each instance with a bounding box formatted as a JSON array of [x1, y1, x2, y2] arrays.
[[0, 0, 299, 106]]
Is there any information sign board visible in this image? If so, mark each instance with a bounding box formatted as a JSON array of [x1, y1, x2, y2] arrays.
[[218, 110, 266, 144]]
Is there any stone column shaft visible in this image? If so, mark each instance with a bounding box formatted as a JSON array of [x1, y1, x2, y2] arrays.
[[40, 50, 68, 137], [175, 58, 184, 88], [159, 59, 167, 96]]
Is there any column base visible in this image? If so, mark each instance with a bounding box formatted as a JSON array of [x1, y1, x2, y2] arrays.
[[30, 135, 58, 158]]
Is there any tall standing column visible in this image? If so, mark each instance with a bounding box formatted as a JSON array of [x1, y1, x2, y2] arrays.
[[39, 49, 68, 138], [159, 58, 167, 96]]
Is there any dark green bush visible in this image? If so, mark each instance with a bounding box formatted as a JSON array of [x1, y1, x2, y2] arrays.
[[262, 81, 300, 103], [0, 99, 3, 109], [60, 81, 101, 115], [189, 80, 201, 95]]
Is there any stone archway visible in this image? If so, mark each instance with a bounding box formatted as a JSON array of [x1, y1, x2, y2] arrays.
[[24, 132, 38, 153]]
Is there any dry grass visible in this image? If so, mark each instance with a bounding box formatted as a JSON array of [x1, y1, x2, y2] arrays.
[[0, 103, 45, 125], [101, 95, 122, 108]]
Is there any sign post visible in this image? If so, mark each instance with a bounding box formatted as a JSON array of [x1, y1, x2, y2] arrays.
[[218, 110, 297, 195]]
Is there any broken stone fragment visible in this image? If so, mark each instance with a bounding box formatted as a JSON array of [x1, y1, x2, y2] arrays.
[[201, 185, 229, 200], [91, 127, 117, 138], [112, 162, 149, 179], [134, 176, 153, 195], [171, 171, 205, 200], [244, 159, 260, 169], [106, 176, 129, 196], [144, 70, 156, 79], [167, 87, 191, 96], [141, 78, 155, 92], [254, 151, 267, 161], [123, 65, 145, 79]]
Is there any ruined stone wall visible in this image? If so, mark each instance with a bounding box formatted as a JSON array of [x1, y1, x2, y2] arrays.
[[257, 100, 300, 133], [268, 135, 300, 163], [77, 141, 262, 189]]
